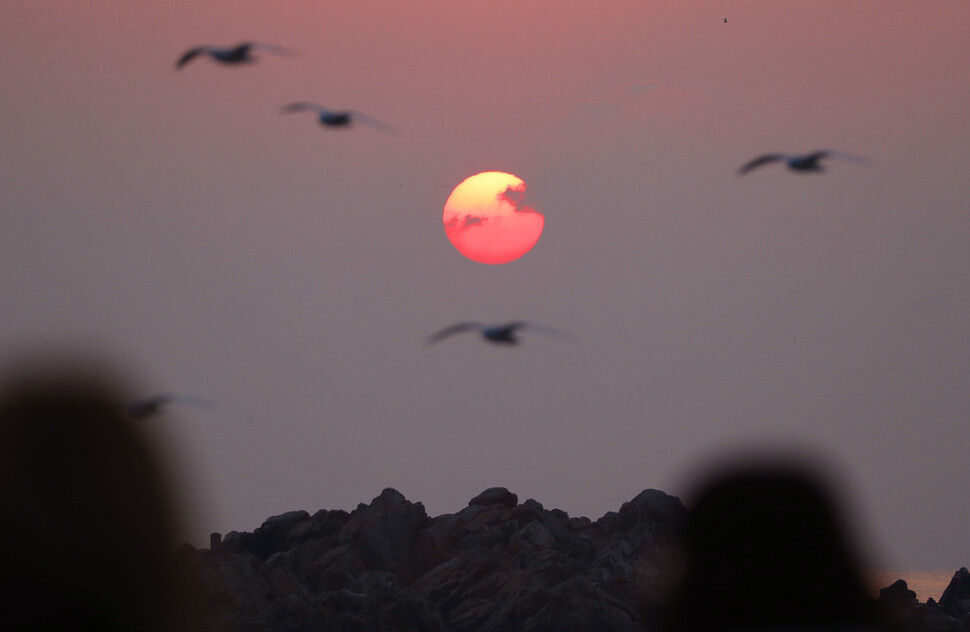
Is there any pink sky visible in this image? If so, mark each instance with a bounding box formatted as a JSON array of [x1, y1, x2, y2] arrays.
[[2, 1, 969, 570]]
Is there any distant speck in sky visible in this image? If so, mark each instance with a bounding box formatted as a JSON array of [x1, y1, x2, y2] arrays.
[[738, 150, 870, 176]]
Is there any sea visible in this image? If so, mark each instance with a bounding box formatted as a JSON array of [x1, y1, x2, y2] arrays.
[[866, 569, 957, 602]]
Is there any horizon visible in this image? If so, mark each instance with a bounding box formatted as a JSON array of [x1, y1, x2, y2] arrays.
[[194, 482, 960, 604]]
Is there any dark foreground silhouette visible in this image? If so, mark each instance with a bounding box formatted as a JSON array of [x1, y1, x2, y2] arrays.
[[183, 486, 969, 632], [0, 368, 204, 632], [661, 461, 881, 632]]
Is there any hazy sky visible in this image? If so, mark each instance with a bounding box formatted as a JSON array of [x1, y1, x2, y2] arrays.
[[2, 2, 969, 569]]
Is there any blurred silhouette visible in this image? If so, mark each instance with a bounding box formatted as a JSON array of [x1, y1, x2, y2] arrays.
[[281, 102, 394, 132], [175, 42, 295, 69], [124, 393, 212, 420], [738, 150, 869, 175], [426, 321, 567, 346], [0, 366, 203, 631], [662, 458, 883, 632]]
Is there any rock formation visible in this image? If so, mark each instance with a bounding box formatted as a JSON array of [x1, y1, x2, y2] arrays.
[[183, 487, 684, 631], [877, 570, 970, 632], [179, 488, 970, 632]]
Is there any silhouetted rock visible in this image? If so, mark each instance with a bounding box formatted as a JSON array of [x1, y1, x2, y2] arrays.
[[468, 487, 518, 508], [182, 489, 968, 632], [940, 567, 970, 616], [880, 579, 918, 606], [252, 510, 311, 560], [876, 569, 970, 632], [188, 488, 688, 631]]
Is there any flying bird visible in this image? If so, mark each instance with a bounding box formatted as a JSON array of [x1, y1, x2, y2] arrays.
[[738, 150, 868, 176], [124, 394, 212, 420], [175, 42, 294, 69], [426, 321, 567, 346], [281, 102, 393, 132]]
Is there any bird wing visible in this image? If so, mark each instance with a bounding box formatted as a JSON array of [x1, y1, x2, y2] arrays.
[[124, 393, 212, 418], [426, 323, 484, 345], [123, 394, 168, 419], [140, 393, 174, 406], [175, 47, 208, 69], [281, 102, 325, 115], [738, 154, 785, 175], [511, 321, 569, 339], [253, 42, 298, 58], [818, 150, 870, 165], [804, 150, 832, 161], [351, 111, 395, 133]]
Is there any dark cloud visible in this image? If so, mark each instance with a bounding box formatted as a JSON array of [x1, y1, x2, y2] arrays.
[[444, 215, 488, 232], [498, 184, 538, 215]]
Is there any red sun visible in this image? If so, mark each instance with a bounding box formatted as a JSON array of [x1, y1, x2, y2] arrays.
[[442, 172, 545, 265]]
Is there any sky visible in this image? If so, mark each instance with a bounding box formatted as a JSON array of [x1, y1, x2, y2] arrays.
[[1, 1, 969, 570]]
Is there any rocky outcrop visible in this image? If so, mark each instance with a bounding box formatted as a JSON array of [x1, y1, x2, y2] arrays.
[[878, 569, 970, 632], [940, 567, 970, 616], [187, 487, 685, 631], [183, 489, 969, 632]]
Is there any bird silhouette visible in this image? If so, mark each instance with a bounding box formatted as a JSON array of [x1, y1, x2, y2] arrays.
[[123, 394, 212, 420], [738, 150, 868, 175], [426, 321, 567, 346], [175, 42, 294, 69], [281, 102, 393, 132]]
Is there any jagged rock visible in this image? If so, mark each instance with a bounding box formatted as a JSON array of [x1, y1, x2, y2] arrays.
[[880, 579, 918, 605], [262, 510, 311, 531], [249, 510, 312, 560], [876, 571, 970, 632], [336, 488, 438, 580], [221, 530, 254, 554], [468, 487, 518, 508], [181, 489, 968, 632], [308, 508, 352, 539], [941, 568, 970, 616], [609, 489, 687, 535]]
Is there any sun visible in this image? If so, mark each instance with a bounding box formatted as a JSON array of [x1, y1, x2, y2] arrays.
[[442, 172, 545, 265]]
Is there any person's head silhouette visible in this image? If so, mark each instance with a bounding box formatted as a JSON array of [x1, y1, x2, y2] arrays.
[[0, 365, 202, 631], [664, 457, 880, 632]]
